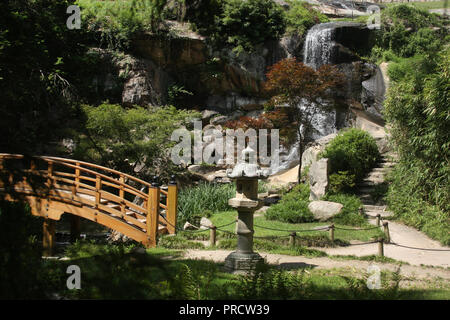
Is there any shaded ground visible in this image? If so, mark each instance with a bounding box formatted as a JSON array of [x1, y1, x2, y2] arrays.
[[181, 248, 450, 288]]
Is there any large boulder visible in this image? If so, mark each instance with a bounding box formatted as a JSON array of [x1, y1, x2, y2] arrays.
[[309, 158, 329, 201], [301, 133, 337, 172], [308, 201, 343, 221], [200, 217, 214, 230]]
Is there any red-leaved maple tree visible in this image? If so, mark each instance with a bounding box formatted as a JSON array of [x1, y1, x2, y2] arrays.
[[263, 58, 344, 182]]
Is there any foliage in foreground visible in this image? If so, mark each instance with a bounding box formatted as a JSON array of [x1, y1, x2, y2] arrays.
[[0, 202, 47, 299], [0, 0, 89, 154], [42, 243, 448, 300]]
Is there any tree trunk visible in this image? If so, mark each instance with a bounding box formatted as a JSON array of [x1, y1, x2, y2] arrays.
[[297, 134, 305, 184]]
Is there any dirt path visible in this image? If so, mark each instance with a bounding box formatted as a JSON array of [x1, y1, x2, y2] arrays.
[[316, 220, 450, 268], [182, 249, 450, 283]]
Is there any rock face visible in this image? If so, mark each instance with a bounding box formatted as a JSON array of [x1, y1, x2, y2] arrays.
[[131, 32, 303, 111], [361, 65, 386, 119], [308, 201, 343, 221], [121, 58, 171, 107], [301, 133, 337, 172], [309, 158, 329, 201]]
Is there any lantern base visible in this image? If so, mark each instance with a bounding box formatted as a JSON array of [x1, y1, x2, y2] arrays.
[[224, 251, 265, 274]]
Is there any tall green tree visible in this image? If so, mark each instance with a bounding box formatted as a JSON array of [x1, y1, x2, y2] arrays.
[[0, 0, 89, 154]]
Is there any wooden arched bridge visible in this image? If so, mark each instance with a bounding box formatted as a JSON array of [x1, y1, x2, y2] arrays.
[[0, 154, 177, 253]]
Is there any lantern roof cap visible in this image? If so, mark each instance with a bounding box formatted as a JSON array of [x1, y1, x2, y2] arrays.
[[227, 146, 269, 179]]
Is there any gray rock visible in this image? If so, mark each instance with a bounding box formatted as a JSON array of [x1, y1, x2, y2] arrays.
[[263, 194, 280, 206], [200, 217, 214, 230], [308, 201, 343, 221], [210, 115, 229, 125], [245, 110, 264, 119], [309, 158, 329, 201], [361, 66, 386, 119], [203, 124, 223, 133], [187, 164, 203, 174], [255, 206, 270, 214], [183, 222, 198, 230], [206, 169, 227, 180], [202, 109, 220, 125], [301, 133, 337, 172]]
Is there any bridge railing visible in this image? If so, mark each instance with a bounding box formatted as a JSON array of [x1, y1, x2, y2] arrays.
[[0, 153, 177, 248]]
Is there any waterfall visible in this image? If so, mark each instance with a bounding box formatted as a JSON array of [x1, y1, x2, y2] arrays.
[[303, 23, 336, 70]]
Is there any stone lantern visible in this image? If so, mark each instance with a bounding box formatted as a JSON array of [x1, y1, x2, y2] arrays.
[[224, 146, 269, 273]]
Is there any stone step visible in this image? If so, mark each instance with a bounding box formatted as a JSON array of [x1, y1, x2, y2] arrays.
[[359, 195, 377, 205], [363, 204, 387, 211], [360, 180, 384, 187], [366, 211, 393, 218], [366, 171, 385, 177], [356, 186, 375, 194], [380, 161, 396, 166]]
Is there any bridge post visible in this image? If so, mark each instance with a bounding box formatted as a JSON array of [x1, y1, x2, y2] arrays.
[[70, 216, 81, 243], [43, 219, 55, 257], [146, 176, 160, 248], [167, 175, 178, 234]]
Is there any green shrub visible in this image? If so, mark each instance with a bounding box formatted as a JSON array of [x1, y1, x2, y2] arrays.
[[387, 54, 436, 83], [402, 28, 443, 57], [321, 128, 380, 188], [76, 0, 168, 49], [375, 4, 445, 58], [177, 182, 235, 226], [217, 0, 286, 53], [184, 0, 224, 35], [264, 184, 314, 223], [285, 1, 329, 36], [328, 171, 356, 194], [323, 193, 365, 226]]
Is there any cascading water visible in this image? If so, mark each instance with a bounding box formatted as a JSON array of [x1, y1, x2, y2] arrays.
[[270, 23, 339, 175], [303, 23, 336, 69]]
